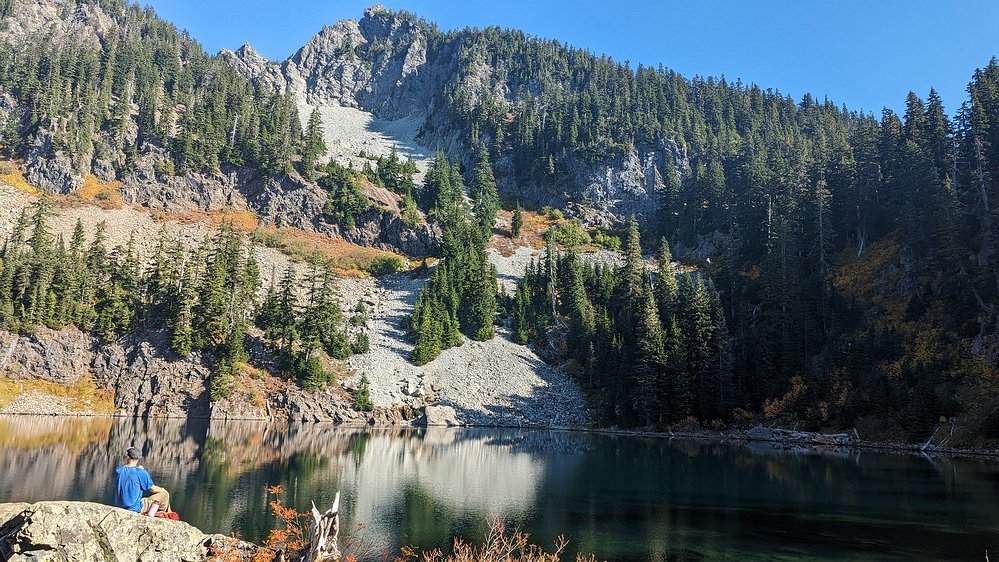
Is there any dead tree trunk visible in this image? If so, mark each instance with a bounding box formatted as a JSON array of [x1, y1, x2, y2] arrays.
[[304, 492, 340, 562]]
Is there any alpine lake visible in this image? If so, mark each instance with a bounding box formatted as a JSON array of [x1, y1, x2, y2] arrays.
[[1, 415, 998, 561]]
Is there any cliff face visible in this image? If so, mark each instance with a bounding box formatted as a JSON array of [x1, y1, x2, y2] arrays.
[[0, 0, 440, 256], [0, 326, 413, 423], [223, 6, 688, 225]]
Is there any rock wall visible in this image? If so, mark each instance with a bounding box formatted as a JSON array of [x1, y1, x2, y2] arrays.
[[0, 327, 412, 423]]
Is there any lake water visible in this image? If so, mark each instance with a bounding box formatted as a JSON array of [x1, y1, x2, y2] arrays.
[[1, 416, 998, 561]]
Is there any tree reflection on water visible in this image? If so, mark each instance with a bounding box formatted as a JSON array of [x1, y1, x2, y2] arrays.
[[2, 415, 999, 561]]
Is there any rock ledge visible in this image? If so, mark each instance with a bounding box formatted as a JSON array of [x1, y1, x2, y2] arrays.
[[0, 501, 253, 561]]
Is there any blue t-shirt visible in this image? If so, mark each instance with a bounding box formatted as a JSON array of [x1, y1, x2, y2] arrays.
[[114, 465, 154, 512]]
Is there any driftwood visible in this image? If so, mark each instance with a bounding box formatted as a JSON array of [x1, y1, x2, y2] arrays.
[[746, 426, 854, 446], [304, 492, 341, 562], [920, 421, 956, 453]]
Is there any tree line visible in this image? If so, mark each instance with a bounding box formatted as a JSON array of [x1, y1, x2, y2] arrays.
[[407, 149, 499, 364], [0, 0, 306, 180], [0, 200, 365, 399], [388, 12, 999, 439], [511, 220, 729, 427]]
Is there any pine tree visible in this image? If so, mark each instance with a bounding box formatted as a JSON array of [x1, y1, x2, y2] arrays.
[[170, 258, 196, 357], [470, 147, 500, 241], [299, 265, 350, 359], [276, 265, 299, 362], [301, 107, 326, 179], [353, 374, 374, 411], [511, 201, 524, 238], [632, 285, 665, 426], [654, 237, 678, 326], [411, 306, 443, 365], [657, 161, 682, 237]]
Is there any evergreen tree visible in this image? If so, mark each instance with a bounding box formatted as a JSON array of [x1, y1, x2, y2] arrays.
[[301, 107, 326, 179], [632, 285, 665, 426], [511, 201, 524, 238], [470, 147, 500, 241]]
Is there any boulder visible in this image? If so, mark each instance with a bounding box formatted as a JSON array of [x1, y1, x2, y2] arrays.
[[747, 426, 774, 441], [420, 405, 462, 427], [0, 501, 254, 561]]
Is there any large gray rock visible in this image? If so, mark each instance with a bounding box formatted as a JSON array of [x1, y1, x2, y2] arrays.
[[0, 501, 254, 561], [0, 327, 94, 385], [420, 405, 462, 427]]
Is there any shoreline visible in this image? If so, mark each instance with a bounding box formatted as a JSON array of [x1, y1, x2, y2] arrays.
[[3, 410, 999, 461]]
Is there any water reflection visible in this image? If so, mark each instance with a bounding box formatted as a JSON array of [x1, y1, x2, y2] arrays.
[[2, 415, 999, 561]]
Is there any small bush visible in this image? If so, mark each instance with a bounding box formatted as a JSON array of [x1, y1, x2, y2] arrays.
[[547, 219, 590, 248], [401, 193, 421, 229], [349, 313, 367, 327], [295, 350, 335, 392], [353, 375, 374, 411], [250, 229, 285, 248], [153, 159, 176, 177], [368, 254, 406, 276], [210, 361, 237, 401], [351, 333, 370, 354], [591, 228, 622, 251]]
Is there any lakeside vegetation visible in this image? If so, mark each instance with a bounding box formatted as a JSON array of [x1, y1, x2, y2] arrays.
[[0, 0, 998, 442], [0, 200, 368, 399]]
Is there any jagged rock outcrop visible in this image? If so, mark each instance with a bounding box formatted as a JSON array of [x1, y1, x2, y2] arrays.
[[0, 501, 255, 561], [0, 328, 93, 385], [224, 6, 689, 227], [0, 327, 401, 423], [329, 208, 442, 256]]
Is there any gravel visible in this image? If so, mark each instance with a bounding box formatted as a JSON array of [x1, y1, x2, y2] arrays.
[[301, 103, 432, 182], [344, 250, 593, 428]]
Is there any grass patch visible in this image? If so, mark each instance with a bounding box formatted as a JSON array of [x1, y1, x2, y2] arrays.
[[251, 226, 407, 277], [0, 376, 19, 409], [150, 208, 260, 232], [0, 375, 115, 414], [0, 159, 41, 194], [76, 174, 124, 209], [490, 208, 554, 256]]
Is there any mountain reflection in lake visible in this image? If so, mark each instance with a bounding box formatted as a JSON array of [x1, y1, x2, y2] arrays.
[[2, 416, 998, 561]]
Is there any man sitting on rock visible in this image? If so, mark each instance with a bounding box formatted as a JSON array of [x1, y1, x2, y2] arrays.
[[114, 446, 172, 515]]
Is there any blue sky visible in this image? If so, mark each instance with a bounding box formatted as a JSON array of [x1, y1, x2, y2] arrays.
[[146, 0, 999, 116]]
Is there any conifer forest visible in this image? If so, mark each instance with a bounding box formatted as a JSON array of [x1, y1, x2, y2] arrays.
[[0, 0, 998, 442]]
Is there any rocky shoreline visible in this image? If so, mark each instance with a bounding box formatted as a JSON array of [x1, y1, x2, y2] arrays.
[[0, 501, 256, 561]]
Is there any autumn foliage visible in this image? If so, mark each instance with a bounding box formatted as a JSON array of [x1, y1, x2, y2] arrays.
[[390, 516, 597, 562], [251, 485, 312, 562]]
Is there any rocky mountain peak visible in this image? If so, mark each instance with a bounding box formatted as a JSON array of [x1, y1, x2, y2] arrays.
[[234, 42, 266, 61], [358, 5, 417, 42], [219, 41, 287, 94], [3, 0, 113, 49]]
